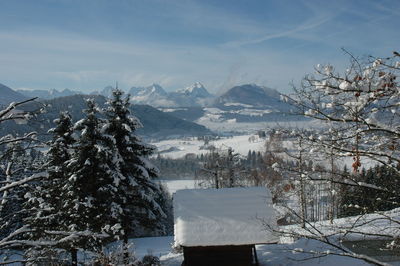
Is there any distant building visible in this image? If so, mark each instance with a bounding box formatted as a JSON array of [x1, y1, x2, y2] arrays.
[[173, 187, 278, 266], [257, 130, 267, 138], [184, 153, 196, 160]]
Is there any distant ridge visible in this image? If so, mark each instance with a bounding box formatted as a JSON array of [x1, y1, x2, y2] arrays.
[[214, 84, 284, 110], [129, 82, 213, 107], [3, 94, 211, 139], [0, 83, 27, 106], [17, 88, 82, 99]]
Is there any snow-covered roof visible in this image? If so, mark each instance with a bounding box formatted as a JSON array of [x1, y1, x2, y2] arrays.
[[173, 187, 278, 247]]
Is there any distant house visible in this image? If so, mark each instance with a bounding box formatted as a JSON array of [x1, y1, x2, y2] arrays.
[[173, 187, 278, 266]]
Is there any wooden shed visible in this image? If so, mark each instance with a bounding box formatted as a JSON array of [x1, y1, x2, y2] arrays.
[[173, 187, 278, 266]]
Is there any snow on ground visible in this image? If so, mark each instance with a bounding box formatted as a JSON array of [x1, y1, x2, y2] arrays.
[[130, 236, 173, 259], [143, 208, 400, 266], [159, 179, 198, 194], [0, 236, 390, 265], [126, 236, 371, 266], [151, 134, 266, 159], [282, 207, 400, 242], [3, 209, 399, 265], [196, 113, 320, 134], [255, 239, 370, 266]]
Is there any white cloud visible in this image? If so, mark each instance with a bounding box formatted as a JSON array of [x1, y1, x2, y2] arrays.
[[1, 0, 398, 93]]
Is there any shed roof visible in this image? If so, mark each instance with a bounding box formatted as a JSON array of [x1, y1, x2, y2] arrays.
[[173, 187, 278, 247]]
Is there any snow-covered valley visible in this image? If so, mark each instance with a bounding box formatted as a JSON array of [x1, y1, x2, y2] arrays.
[[151, 133, 266, 159]]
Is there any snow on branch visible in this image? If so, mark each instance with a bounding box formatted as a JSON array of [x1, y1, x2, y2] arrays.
[[0, 172, 47, 193], [0, 98, 37, 123]]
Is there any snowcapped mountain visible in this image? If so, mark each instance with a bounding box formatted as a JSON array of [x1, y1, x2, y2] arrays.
[[17, 88, 82, 99], [129, 84, 175, 107], [175, 82, 211, 98], [98, 85, 114, 97], [0, 83, 27, 106], [161, 84, 297, 125], [169, 82, 213, 107], [130, 83, 167, 98], [128, 83, 213, 107], [214, 84, 286, 111]]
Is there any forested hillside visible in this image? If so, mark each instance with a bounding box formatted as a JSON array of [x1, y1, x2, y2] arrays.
[[0, 94, 211, 140]]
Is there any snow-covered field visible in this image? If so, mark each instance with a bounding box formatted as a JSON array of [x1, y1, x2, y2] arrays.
[[196, 114, 321, 134], [129, 236, 372, 266], [151, 134, 266, 159], [160, 179, 198, 194]]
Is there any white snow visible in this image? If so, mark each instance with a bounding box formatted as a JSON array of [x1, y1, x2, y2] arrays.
[[224, 102, 254, 108], [281, 207, 400, 242], [151, 134, 266, 159], [160, 179, 199, 194], [197, 117, 319, 134], [0, 236, 374, 266], [173, 187, 278, 247], [158, 108, 188, 112]]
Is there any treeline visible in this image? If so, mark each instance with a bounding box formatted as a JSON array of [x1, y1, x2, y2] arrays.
[[151, 149, 266, 180]]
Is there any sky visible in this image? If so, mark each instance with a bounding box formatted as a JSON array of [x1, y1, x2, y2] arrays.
[[1, 0, 399, 94]]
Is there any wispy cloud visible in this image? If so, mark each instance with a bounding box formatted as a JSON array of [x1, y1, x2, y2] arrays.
[[222, 14, 333, 48], [1, 0, 399, 93]]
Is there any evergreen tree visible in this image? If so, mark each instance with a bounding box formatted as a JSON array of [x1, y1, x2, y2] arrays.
[[340, 165, 400, 217], [103, 89, 165, 241], [57, 99, 123, 264]]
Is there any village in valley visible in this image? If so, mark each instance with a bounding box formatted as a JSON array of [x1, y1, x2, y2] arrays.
[[1, 1, 400, 265]]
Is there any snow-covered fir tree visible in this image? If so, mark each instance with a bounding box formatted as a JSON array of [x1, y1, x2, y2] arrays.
[[54, 99, 122, 264], [103, 88, 166, 241]]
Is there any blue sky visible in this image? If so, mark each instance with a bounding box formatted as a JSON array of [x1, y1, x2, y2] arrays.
[[1, 0, 399, 93]]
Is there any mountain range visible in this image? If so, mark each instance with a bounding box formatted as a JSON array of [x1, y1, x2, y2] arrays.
[[2, 82, 297, 129], [157, 84, 295, 123], [16, 88, 81, 100], [128, 82, 213, 107], [0, 94, 211, 140], [14, 82, 215, 108], [13, 82, 287, 110]]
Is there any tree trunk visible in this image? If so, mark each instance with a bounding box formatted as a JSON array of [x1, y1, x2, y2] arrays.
[[71, 248, 78, 266], [298, 139, 306, 228], [214, 171, 219, 189], [329, 149, 335, 224], [123, 226, 130, 264]]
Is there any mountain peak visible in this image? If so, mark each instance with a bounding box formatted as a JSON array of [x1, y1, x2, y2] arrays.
[[177, 82, 211, 98], [214, 84, 285, 110], [129, 84, 172, 107], [150, 83, 162, 88]]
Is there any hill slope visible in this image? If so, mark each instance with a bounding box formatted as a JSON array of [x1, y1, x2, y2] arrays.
[[0, 83, 27, 106], [214, 84, 286, 111], [0, 94, 211, 140]]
